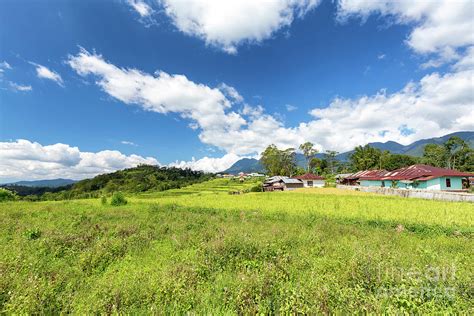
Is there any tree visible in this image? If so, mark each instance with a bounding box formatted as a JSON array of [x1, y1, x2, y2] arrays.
[[379, 150, 391, 170], [299, 142, 318, 172], [349, 145, 381, 171], [260, 144, 297, 176], [422, 143, 446, 167], [422, 137, 473, 171], [309, 157, 322, 175], [383, 154, 418, 171], [324, 150, 339, 175], [444, 136, 468, 169], [459, 150, 474, 172], [261, 144, 282, 175], [280, 148, 297, 176]]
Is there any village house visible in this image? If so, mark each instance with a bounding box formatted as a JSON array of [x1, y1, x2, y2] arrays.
[[263, 176, 304, 191], [335, 173, 352, 184], [340, 170, 388, 186], [357, 164, 473, 191], [293, 173, 325, 187], [248, 173, 266, 177]]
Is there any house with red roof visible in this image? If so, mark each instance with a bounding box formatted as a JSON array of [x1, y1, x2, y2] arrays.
[[359, 164, 473, 191], [340, 170, 388, 186], [293, 173, 325, 188]]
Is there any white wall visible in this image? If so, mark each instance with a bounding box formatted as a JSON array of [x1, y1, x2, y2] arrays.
[[302, 180, 325, 188], [426, 178, 441, 190], [336, 185, 474, 203]]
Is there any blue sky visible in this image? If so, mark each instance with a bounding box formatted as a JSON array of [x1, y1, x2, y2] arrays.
[[0, 0, 473, 180]]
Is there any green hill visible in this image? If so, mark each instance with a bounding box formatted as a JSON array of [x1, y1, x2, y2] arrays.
[[37, 165, 212, 200]]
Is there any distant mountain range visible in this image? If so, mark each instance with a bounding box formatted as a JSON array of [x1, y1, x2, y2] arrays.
[[223, 131, 474, 174], [5, 178, 77, 188]]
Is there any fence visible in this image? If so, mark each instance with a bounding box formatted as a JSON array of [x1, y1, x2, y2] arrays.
[[336, 184, 474, 203]]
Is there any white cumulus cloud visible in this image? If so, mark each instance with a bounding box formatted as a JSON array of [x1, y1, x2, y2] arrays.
[[0, 139, 159, 181], [337, 0, 474, 65], [30, 62, 64, 86], [67, 48, 473, 156], [303, 67, 474, 151], [169, 153, 243, 173], [68, 48, 246, 134], [159, 0, 321, 54]]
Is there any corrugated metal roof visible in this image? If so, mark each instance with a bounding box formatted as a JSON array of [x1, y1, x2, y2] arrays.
[[282, 178, 303, 184], [294, 173, 325, 180], [265, 176, 288, 183], [345, 170, 388, 180], [336, 173, 352, 178], [367, 164, 474, 181]]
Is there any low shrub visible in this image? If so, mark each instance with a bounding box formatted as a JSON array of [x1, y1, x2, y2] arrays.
[[110, 192, 127, 206], [249, 183, 263, 192], [0, 188, 17, 202]]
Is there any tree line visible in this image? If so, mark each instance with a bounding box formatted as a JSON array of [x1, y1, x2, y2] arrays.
[[260, 136, 473, 177]]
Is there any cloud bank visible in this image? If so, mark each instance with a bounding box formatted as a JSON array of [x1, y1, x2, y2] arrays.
[[0, 139, 158, 181], [68, 48, 474, 157]]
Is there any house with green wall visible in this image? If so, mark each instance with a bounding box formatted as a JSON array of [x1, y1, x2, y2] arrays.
[[358, 164, 473, 191]]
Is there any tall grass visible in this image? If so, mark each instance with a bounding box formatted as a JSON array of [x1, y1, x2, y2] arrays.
[[0, 178, 472, 313]]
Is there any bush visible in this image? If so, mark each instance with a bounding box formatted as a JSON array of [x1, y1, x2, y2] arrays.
[[24, 228, 41, 240], [100, 196, 108, 205], [0, 188, 17, 202], [249, 183, 263, 192], [110, 192, 127, 206]]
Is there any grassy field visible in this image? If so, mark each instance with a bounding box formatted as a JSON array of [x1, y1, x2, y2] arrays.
[[1, 179, 473, 313]]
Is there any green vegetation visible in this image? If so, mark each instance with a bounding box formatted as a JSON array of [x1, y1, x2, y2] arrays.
[[422, 136, 473, 171], [0, 184, 73, 197], [110, 192, 127, 206], [67, 165, 211, 197], [6, 165, 211, 200], [348, 136, 473, 173], [260, 144, 298, 176], [1, 178, 473, 314], [0, 188, 17, 202], [349, 145, 420, 172], [299, 141, 318, 172]]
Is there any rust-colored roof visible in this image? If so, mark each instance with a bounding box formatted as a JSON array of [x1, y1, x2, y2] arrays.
[[369, 164, 474, 181], [345, 170, 388, 180], [293, 173, 325, 180]]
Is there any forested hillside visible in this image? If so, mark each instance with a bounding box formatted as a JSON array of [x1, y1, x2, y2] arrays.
[[12, 165, 212, 200]]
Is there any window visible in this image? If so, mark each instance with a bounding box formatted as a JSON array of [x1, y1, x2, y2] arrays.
[[381, 181, 385, 187], [445, 178, 451, 188], [307, 181, 313, 187]]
